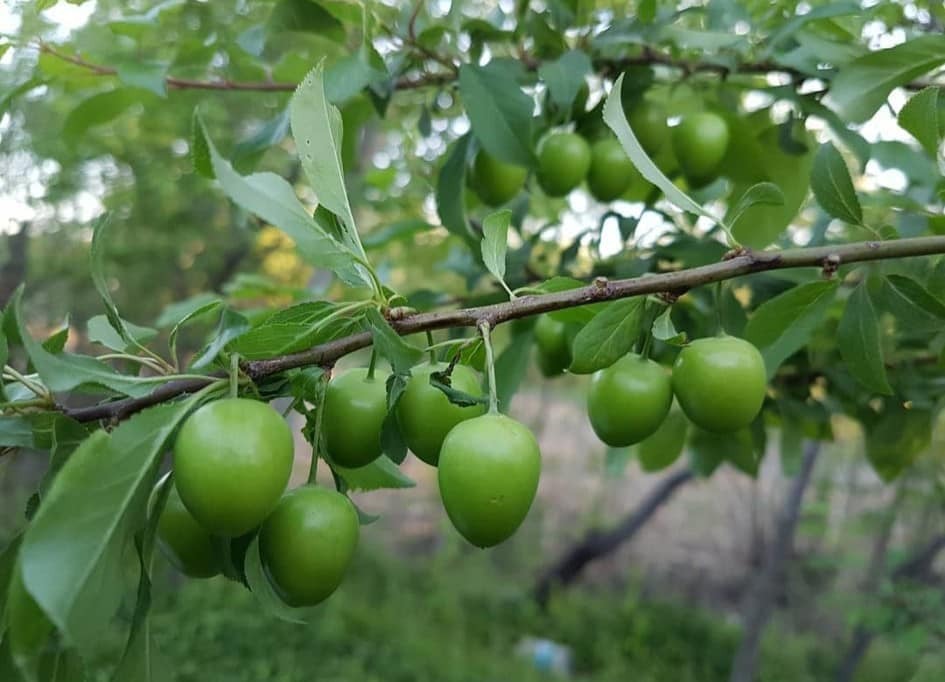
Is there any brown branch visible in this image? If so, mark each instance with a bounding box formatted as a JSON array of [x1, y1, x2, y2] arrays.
[[38, 41, 933, 96], [60, 235, 945, 424]]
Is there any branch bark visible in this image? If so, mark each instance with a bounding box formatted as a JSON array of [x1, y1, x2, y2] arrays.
[[729, 440, 821, 682], [60, 235, 945, 424], [534, 468, 694, 607], [37, 42, 934, 95]]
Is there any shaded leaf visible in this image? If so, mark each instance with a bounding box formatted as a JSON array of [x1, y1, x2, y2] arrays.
[[21, 399, 198, 652], [745, 280, 838, 377], [480, 209, 512, 296], [838, 283, 892, 395], [811, 143, 862, 224], [604, 75, 717, 226], [363, 308, 422, 375], [828, 35, 945, 123], [898, 87, 945, 158], [332, 455, 416, 491], [726, 182, 785, 231], [458, 63, 535, 166], [569, 298, 644, 374]]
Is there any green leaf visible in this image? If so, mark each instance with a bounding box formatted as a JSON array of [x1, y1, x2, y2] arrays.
[[108, 0, 185, 38], [267, 0, 345, 41], [21, 399, 199, 652], [190, 308, 251, 369], [762, 2, 861, 57], [324, 51, 387, 105], [811, 143, 862, 225], [167, 299, 223, 364], [480, 209, 512, 297], [536, 277, 604, 325], [13, 289, 156, 398], [7, 561, 53, 681], [190, 110, 213, 179], [651, 306, 686, 345], [569, 298, 644, 374], [63, 88, 147, 142], [233, 109, 290, 170], [242, 534, 310, 623], [156, 292, 221, 328], [0, 417, 39, 449], [290, 64, 364, 258], [115, 62, 168, 97], [363, 308, 422, 375], [726, 182, 785, 231], [828, 35, 945, 123], [381, 374, 408, 464], [458, 63, 535, 167], [494, 328, 533, 411], [838, 283, 893, 395], [230, 306, 360, 360], [435, 134, 474, 242], [730, 123, 815, 248], [111, 481, 174, 682], [196, 113, 365, 287], [604, 75, 717, 227], [898, 86, 945, 158], [884, 274, 945, 320], [332, 455, 416, 491], [745, 280, 838, 377], [866, 406, 931, 481], [538, 49, 592, 113], [90, 214, 137, 348], [86, 315, 157, 353], [0, 535, 22, 640], [689, 427, 757, 477], [429, 371, 488, 408]]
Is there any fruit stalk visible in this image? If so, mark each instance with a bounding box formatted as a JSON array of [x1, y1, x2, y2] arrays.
[[478, 321, 499, 415]]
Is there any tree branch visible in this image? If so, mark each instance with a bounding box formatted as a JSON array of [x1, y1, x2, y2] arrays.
[[37, 41, 933, 95], [59, 235, 945, 424]]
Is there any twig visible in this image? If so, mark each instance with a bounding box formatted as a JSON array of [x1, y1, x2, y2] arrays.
[[60, 236, 945, 424], [37, 41, 933, 95]]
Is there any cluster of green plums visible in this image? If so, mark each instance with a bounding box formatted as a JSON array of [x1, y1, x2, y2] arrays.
[[469, 98, 731, 206], [535, 313, 768, 449], [156, 363, 542, 607]]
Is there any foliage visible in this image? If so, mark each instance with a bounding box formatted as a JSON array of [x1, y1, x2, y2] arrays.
[[0, 0, 944, 677]]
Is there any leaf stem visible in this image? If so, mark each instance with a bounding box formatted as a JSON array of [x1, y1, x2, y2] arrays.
[[98, 353, 167, 375], [426, 331, 436, 364], [478, 321, 499, 415], [307, 376, 328, 485], [229, 354, 240, 399], [2, 367, 50, 400]]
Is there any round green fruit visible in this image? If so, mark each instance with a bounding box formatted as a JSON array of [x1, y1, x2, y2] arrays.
[[628, 101, 669, 155], [323, 367, 389, 468], [637, 408, 688, 472], [260, 485, 359, 607], [536, 132, 592, 197], [671, 112, 730, 181], [471, 151, 528, 207], [157, 482, 221, 578], [587, 354, 673, 447], [174, 398, 294, 537], [396, 363, 486, 466], [587, 138, 635, 202], [534, 314, 572, 377], [438, 414, 541, 548], [672, 336, 766, 433]]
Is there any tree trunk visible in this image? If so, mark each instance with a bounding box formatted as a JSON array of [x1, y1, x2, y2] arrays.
[[534, 467, 694, 607], [729, 440, 821, 682], [836, 533, 945, 681], [834, 483, 904, 682]]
